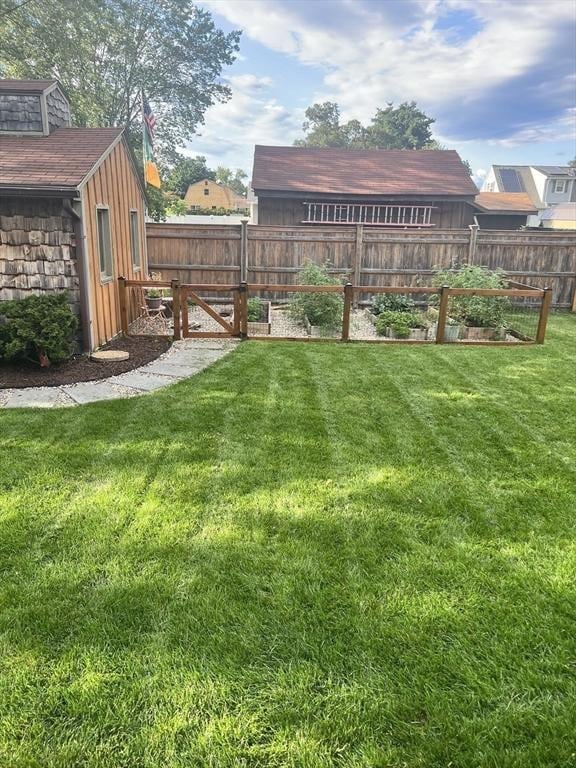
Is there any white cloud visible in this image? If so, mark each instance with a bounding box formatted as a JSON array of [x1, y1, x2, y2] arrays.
[[185, 71, 302, 173], [202, 0, 575, 141]]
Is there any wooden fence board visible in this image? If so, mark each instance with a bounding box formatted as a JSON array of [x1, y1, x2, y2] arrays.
[[146, 223, 576, 308]]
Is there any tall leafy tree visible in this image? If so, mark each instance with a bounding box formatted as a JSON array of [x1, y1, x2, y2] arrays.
[[215, 167, 248, 196], [296, 101, 436, 150], [0, 0, 240, 163]]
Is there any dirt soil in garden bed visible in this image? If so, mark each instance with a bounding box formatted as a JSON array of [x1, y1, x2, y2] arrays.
[[0, 336, 172, 389]]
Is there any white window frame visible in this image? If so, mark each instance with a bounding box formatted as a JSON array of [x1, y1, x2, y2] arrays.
[[96, 205, 113, 283], [553, 179, 567, 194], [129, 209, 141, 271]]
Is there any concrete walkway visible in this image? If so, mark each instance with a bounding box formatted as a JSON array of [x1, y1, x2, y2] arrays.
[[0, 339, 237, 409]]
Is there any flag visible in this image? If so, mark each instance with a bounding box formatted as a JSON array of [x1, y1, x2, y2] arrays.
[[142, 93, 161, 188]]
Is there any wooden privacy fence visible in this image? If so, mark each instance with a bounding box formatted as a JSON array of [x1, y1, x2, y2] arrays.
[[118, 277, 552, 346], [146, 222, 576, 310]]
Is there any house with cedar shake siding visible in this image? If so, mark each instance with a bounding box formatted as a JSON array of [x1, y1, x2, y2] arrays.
[[251, 145, 478, 228], [0, 79, 147, 351]]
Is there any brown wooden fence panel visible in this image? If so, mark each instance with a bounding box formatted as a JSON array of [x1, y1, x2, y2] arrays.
[[146, 223, 576, 308]]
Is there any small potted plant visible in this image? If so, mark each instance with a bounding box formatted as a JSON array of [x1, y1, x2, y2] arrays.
[[246, 297, 272, 335], [145, 288, 163, 311]]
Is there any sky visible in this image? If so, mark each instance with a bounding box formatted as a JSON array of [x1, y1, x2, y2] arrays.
[[189, 0, 576, 187]]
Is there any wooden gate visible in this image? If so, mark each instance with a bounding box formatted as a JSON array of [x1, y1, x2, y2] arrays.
[[180, 283, 246, 339]]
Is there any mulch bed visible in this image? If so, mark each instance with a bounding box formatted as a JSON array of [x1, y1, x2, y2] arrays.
[[0, 336, 172, 389]]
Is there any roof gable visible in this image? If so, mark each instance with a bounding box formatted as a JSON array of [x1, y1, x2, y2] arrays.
[[0, 79, 59, 94], [252, 146, 478, 197]]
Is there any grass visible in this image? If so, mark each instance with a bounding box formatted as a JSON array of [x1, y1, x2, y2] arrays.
[[0, 314, 575, 767]]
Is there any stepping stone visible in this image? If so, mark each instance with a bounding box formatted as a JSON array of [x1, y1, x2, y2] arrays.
[[91, 350, 130, 362], [108, 371, 178, 392], [63, 381, 133, 404], [4, 387, 62, 409], [139, 360, 197, 378]]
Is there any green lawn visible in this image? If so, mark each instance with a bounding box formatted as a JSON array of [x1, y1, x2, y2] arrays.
[[1, 315, 575, 767]]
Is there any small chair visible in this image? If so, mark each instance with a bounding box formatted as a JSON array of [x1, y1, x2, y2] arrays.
[[132, 286, 171, 335]]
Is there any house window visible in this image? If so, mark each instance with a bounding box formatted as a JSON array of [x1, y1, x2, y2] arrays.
[[96, 207, 113, 281], [129, 210, 141, 271], [204, 188, 209, 196], [553, 180, 567, 194]]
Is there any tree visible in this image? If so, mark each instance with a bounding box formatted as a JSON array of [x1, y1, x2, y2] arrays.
[[215, 167, 248, 196], [569, 157, 576, 168], [165, 156, 215, 198], [295, 101, 436, 150], [367, 102, 435, 150], [0, 0, 240, 164]]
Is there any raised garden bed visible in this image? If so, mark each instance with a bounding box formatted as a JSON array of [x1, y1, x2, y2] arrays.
[[247, 300, 272, 336]]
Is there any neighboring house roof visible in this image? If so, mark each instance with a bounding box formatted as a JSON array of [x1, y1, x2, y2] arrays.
[[252, 146, 478, 197], [473, 192, 537, 214], [0, 79, 59, 93], [540, 203, 576, 222], [0, 127, 124, 192], [532, 165, 574, 177], [491, 166, 543, 207]]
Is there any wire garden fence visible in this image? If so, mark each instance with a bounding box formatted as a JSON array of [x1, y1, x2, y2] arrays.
[[118, 277, 552, 346]]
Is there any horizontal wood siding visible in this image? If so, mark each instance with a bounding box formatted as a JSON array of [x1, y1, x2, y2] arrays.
[[146, 223, 576, 307], [82, 140, 147, 348], [258, 195, 474, 228]]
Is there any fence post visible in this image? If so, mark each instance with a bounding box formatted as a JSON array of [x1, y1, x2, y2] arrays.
[[240, 219, 249, 282], [233, 288, 241, 336], [342, 282, 353, 341], [171, 278, 181, 341], [468, 223, 479, 264], [435, 285, 450, 343], [181, 289, 189, 338], [353, 224, 363, 307], [536, 286, 553, 344], [571, 278, 576, 313], [239, 281, 248, 338], [118, 276, 129, 335]]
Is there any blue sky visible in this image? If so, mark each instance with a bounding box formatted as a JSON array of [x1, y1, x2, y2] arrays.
[[191, 0, 576, 187]]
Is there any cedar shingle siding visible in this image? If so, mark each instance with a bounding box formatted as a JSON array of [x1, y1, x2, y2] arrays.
[[0, 94, 43, 133], [0, 198, 80, 315], [46, 87, 70, 133]]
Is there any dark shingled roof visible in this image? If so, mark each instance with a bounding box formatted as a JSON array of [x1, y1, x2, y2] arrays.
[[0, 127, 123, 190], [252, 145, 478, 197], [0, 79, 59, 93]]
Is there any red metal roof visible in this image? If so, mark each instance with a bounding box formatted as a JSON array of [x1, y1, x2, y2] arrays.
[[0, 79, 59, 93], [252, 145, 478, 197], [0, 127, 123, 190]]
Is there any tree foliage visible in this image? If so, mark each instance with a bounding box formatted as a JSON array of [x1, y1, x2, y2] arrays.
[[0, 0, 240, 163], [215, 166, 248, 196], [164, 156, 215, 198], [295, 101, 436, 150]]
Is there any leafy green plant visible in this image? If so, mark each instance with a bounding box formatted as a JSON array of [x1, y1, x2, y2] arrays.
[[289, 262, 343, 330], [247, 297, 264, 322], [371, 293, 415, 315], [432, 265, 510, 328], [146, 288, 162, 299], [0, 292, 77, 366], [375, 309, 429, 337]]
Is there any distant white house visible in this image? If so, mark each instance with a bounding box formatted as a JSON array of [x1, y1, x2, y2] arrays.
[[482, 165, 576, 226]]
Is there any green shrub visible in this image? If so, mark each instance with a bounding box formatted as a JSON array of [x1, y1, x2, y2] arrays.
[[289, 262, 343, 330], [432, 265, 510, 328], [371, 293, 415, 315], [375, 310, 421, 337], [247, 297, 263, 322], [0, 292, 77, 366]]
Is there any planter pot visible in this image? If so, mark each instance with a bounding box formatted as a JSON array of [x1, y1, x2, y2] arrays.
[[409, 328, 428, 341], [464, 326, 496, 341], [247, 301, 272, 336], [145, 296, 162, 310], [428, 323, 462, 342]]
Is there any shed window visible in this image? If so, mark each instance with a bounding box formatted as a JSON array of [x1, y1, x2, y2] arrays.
[[130, 210, 141, 270], [204, 188, 209, 196], [96, 207, 113, 280], [553, 180, 567, 194]]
